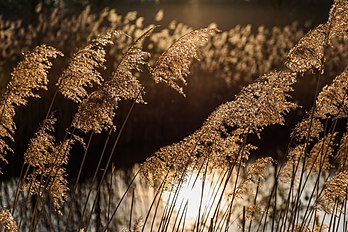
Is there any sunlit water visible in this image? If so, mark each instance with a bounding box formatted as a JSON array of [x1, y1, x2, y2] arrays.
[[0, 166, 237, 231], [0, 165, 342, 231]]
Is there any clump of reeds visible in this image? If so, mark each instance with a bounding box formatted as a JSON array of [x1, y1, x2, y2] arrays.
[[0, 0, 347, 231], [140, 0, 348, 231], [0, 45, 62, 172]]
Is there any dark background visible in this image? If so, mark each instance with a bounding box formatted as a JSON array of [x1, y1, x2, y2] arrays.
[[0, 0, 336, 180]]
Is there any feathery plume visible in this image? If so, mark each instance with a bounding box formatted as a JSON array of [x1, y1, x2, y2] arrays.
[[285, 24, 327, 73], [315, 66, 348, 119], [22, 115, 72, 212], [6, 45, 63, 105], [0, 45, 62, 169], [23, 115, 56, 168], [71, 90, 118, 134], [72, 28, 153, 133], [291, 117, 324, 142], [279, 144, 306, 183], [317, 170, 348, 214], [335, 131, 348, 170], [236, 157, 274, 198], [223, 71, 297, 133], [150, 27, 219, 96], [305, 133, 335, 172], [327, 0, 348, 44], [142, 70, 295, 183], [104, 28, 155, 103], [57, 31, 119, 103], [141, 131, 205, 185], [0, 209, 18, 232]]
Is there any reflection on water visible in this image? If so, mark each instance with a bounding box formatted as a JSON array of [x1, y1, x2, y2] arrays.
[[0, 165, 238, 231], [0, 164, 339, 231], [1, 165, 155, 231]]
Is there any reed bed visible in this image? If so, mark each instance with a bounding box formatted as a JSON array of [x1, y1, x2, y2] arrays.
[[0, 0, 347, 231]]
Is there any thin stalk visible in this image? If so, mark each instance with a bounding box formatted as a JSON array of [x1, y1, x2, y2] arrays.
[[12, 164, 30, 214], [311, 208, 318, 231], [344, 189, 348, 232], [226, 205, 234, 232], [214, 197, 234, 231], [103, 169, 140, 231], [129, 188, 135, 231], [107, 164, 115, 223], [199, 169, 230, 232], [84, 91, 141, 230], [242, 206, 246, 232], [194, 159, 209, 232], [156, 190, 172, 232], [80, 129, 113, 221], [211, 132, 249, 231], [150, 188, 164, 232], [44, 89, 58, 120], [248, 178, 261, 232], [175, 202, 188, 232], [142, 171, 169, 232], [181, 203, 188, 232], [271, 164, 277, 232], [319, 212, 327, 232], [302, 173, 332, 230], [65, 132, 94, 231], [300, 120, 340, 229], [327, 199, 338, 231], [215, 156, 245, 231], [335, 200, 344, 232], [162, 173, 187, 232], [171, 199, 185, 232], [255, 178, 278, 232], [279, 149, 304, 232]]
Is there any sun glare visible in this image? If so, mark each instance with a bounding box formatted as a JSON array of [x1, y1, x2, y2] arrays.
[[163, 172, 213, 221]]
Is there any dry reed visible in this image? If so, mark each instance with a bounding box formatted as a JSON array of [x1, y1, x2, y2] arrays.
[[0, 0, 347, 231]]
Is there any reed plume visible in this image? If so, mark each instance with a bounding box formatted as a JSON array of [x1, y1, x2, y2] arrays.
[[285, 24, 327, 73], [141, 4, 348, 229], [305, 133, 335, 172], [236, 157, 274, 197], [222, 71, 297, 132], [72, 28, 153, 133], [327, 0, 348, 45], [279, 144, 306, 183], [22, 115, 73, 212], [317, 170, 348, 214], [285, 66, 348, 174], [0, 209, 18, 232], [0, 0, 345, 230], [150, 27, 219, 96], [142, 70, 297, 184], [0, 45, 62, 171], [314, 66, 348, 119], [57, 31, 119, 103], [335, 131, 348, 170], [291, 117, 324, 142], [142, 25, 298, 184]]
